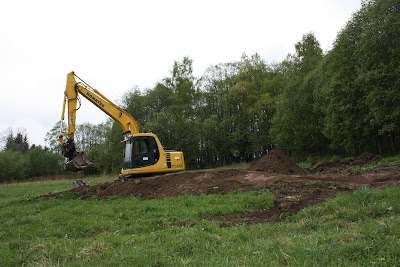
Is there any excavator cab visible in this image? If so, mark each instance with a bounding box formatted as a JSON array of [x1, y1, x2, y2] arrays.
[[120, 133, 185, 178], [123, 136, 160, 169]]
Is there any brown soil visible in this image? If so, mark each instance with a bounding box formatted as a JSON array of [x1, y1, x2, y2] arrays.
[[309, 154, 381, 174], [42, 151, 400, 227], [248, 149, 307, 174]]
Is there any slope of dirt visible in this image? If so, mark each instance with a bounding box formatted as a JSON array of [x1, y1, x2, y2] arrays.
[[309, 154, 381, 174], [44, 169, 264, 200], [247, 149, 307, 174], [42, 166, 400, 226]]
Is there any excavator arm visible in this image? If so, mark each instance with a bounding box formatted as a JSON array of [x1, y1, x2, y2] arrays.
[[59, 71, 138, 171]]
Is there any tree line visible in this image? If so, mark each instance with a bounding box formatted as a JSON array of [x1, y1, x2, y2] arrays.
[[62, 0, 399, 173], [3, 0, 397, 179], [0, 130, 64, 182]]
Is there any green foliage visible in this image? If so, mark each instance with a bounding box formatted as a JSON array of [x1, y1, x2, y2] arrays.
[[0, 147, 64, 182], [45, 0, 400, 173], [4, 130, 29, 152], [0, 150, 30, 181], [44, 121, 65, 152], [196, 54, 284, 166], [25, 147, 64, 177], [319, 0, 400, 154], [380, 153, 400, 166], [86, 120, 123, 173], [46, 121, 109, 153], [271, 33, 327, 157], [86, 55, 286, 170], [226, 54, 283, 161], [270, 0, 400, 158]]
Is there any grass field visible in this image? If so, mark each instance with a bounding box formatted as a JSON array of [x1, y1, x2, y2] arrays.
[[1, 175, 400, 266]]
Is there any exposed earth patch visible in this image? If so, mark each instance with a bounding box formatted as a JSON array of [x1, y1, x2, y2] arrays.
[[43, 150, 400, 226]]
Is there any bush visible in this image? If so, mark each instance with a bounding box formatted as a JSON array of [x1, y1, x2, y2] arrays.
[[0, 148, 64, 182]]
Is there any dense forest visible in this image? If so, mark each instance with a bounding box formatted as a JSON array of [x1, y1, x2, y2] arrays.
[[1, 0, 399, 180]]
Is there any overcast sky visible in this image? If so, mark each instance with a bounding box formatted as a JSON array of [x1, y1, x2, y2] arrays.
[[0, 0, 361, 147]]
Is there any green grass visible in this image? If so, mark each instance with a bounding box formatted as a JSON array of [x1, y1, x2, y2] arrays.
[[185, 162, 251, 173], [379, 153, 400, 166], [350, 153, 400, 174], [297, 155, 346, 171], [0, 181, 274, 266], [297, 153, 400, 174], [297, 162, 312, 169], [1, 173, 400, 265], [0, 175, 116, 206], [214, 162, 251, 169]]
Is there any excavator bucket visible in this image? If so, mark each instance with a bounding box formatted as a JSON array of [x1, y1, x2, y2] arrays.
[[66, 152, 95, 172]]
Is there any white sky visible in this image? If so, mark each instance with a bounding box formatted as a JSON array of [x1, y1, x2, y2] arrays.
[[0, 0, 361, 147]]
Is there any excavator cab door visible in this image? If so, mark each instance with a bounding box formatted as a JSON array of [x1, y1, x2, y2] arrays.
[[123, 136, 160, 169]]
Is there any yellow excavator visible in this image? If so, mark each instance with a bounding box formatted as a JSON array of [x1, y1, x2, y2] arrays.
[[59, 72, 185, 178]]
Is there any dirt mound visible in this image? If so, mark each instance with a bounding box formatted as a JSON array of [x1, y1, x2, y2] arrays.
[[42, 166, 400, 227], [310, 154, 381, 174], [247, 149, 306, 174]]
